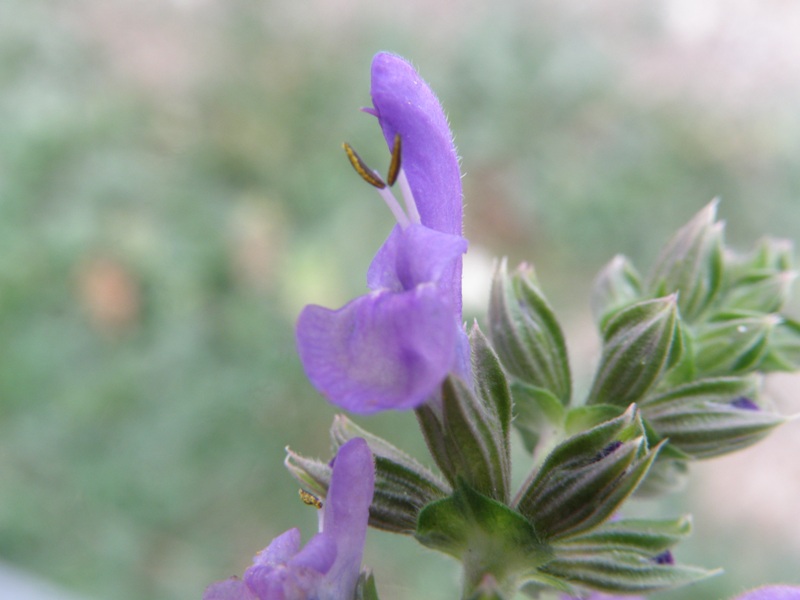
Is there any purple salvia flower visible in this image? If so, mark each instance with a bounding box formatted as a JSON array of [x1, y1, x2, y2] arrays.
[[560, 593, 645, 600], [203, 438, 375, 600], [561, 585, 800, 600], [732, 587, 800, 600], [296, 52, 468, 414]]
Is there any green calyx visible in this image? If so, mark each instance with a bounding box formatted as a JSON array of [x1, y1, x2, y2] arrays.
[[415, 482, 551, 599]]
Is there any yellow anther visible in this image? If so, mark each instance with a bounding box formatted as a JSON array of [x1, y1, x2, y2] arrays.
[[299, 489, 323, 509], [343, 143, 386, 189], [386, 134, 402, 187]]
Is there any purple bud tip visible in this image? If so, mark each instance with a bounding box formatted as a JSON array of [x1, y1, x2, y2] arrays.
[[593, 440, 623, 462], [653, 550, 675, 565], [732, 397, 759, 411]]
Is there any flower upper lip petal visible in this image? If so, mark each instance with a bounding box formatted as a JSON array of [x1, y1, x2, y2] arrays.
[[370, 52, 463, 239], [317, 437, 375, 598]]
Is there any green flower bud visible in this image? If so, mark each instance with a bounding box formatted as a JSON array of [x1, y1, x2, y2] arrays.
[[539, 545, 717, 595], [284, 447, 331, 498], [693, 312, 779, 375], [723, 269, 797, 314], [489, 261, 571, 404], [761, 316, 800, 372], [553, 515, 692, 557], [591, 254, 644, 327], [641, 378, 784, 459], [648, 200, 724, 322], [634, 456, 690, 497], [514, 406, 661, 540], [355, 571, 380, 600], [588, 295, 681, 407], [735, 236, 794, 273], [723, 237, 796, 314], [329, 416, 450, 533], [511, 381, 566, 454], [642, 375, 758, 412], [417, 375, 510, 503], [470, 324, 512, 458]]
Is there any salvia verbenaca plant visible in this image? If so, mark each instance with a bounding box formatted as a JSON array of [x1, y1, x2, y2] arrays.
[[204, 52, 800, 600]]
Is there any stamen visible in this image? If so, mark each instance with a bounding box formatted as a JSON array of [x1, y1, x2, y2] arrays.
[[343, 142, 386, 189], [299, 489, 323, 509], [396, 169, 422, 224], [341, 137, 412, 229], [376, 186, 411, 228], [386, 134, 401, 186]]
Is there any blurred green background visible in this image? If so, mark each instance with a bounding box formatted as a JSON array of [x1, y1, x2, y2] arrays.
[[2, 1, 800, 599]]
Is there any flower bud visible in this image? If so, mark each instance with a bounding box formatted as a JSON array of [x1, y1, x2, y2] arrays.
[[693, 313, 779, 376], [588, 296, 680, 407], [723, 270, 797, 315], [591, 254, 644, 327], [553, 515, 692, 560], [723, 237, 796, 314], [736, 236, 794, 273], [641, 377, 783, 458], [761, 316, 800, 372], [515, 406, 661, 540], [330, 416, 451, 532], [416, 371, 511, 504], [470, 324, 512, 457], [540, 543, 716, 595], [287, 418, 451, 534], [355, 571, 380, 600], [489, 261, 571, 405], [647, 200, 724, 322]]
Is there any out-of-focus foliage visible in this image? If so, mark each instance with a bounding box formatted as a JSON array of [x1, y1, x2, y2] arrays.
[[1, 1, 799, 599]]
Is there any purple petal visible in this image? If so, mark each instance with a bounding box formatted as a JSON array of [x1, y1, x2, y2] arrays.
[[370, 52, 464, 314], [731, 396, 760, 411], [732, 586, 800, 600], [253, 528, 302, 566], [367, 223, 468, 293], [319, 438, 375, 599], [370, 52, 462, 238], [296, 285, 458, 413], [289, 532, 336, 574], [244, 563, 323, 600], [202, 578, 259, 600], [560, 594, 644, 600], [652, 550, 675, 565]]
